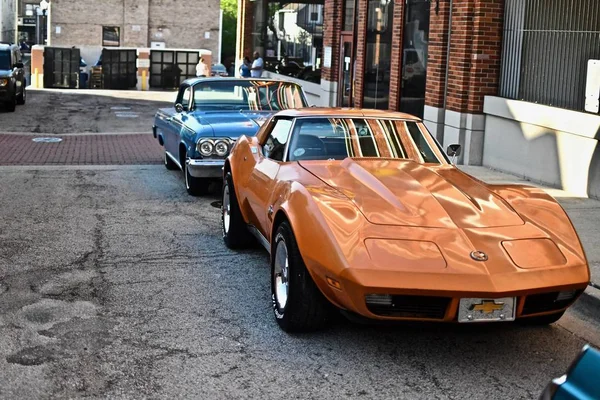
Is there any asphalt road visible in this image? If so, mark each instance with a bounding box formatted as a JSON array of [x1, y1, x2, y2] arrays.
[[0, 89, 173, 134], [0, 165, 593, 399]]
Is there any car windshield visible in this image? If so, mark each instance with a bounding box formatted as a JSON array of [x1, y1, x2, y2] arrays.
[[0, 50, 11, 70], [287, 117, 447, 164], [193, 80, 307, 111]]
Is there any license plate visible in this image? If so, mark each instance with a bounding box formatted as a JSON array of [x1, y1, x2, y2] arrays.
[[458, 297, 516, 323]]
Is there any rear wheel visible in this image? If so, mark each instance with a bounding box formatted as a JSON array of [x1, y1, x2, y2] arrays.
[[519, 311, 565, 325], [164, 151, 178, 170], [222, 172, 254, 249], [271, 221, 331, 332], [16, 85, 26, 105], [184, 159, 209, 196]]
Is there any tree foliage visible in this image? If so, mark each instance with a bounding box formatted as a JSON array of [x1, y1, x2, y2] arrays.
[[221, 0, 238, 62]]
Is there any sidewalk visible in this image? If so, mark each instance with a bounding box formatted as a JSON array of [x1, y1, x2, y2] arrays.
[[460, 165, 600, 304]]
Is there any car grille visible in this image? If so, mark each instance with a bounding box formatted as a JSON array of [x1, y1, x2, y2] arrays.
[[366, 295, 451, 319], [522, 290, 582, 315]]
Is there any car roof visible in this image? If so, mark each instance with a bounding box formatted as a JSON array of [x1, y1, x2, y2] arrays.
[[273, 108, 422, 121], [183, 77, 300, 86]]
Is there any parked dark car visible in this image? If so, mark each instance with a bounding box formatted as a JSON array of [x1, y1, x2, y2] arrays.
[[152, 77, 308, 195], [0, 43, 26, 112], [211, 63, 229, 77]]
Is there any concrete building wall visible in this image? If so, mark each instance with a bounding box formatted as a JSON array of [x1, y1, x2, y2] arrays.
[[0, 0, 16, 43], [482, 96, 600, 200]]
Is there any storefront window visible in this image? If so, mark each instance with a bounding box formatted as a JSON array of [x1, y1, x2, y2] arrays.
[[363, 0, 394, 109], [251, 0, 324, 84]]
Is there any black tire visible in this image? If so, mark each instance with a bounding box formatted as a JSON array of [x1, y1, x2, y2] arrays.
[[16, 86, 26, 105], [164, 151, 178, 170], [519, 311, 565, 326], [6, 96, 16, 112], [222, 172, 254, 249], [184, 159, 209, 196], [271, 221, 331, 332]]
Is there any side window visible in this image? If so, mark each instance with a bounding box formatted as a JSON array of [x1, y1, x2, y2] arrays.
[[263, 119, 293, 161], [176, 86, 192, 111], [181, 87, 192, 110]]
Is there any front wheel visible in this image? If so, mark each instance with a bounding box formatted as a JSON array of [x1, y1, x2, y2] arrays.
[[222, 172, 254, 249], [184, 160, 209, 196], [5, 96, 16, 112], [16, 86, 26, 105], [271, 221, 331, 332]]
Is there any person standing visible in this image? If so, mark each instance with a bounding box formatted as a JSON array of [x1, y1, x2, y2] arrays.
[[239, 56, 252, 78], [250, 51, 264, 78], [196, 57, 209, 77]]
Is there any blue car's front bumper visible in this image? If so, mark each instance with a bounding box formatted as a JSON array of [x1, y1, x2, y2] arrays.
[[186, 158, 224, 179]]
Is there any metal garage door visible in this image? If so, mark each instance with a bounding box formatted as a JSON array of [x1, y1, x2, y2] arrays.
[[43, 47, 80, 89], [101, 48, 137, 90], [149, 50, 199, 89]]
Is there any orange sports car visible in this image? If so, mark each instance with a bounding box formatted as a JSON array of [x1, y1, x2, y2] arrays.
[[221, 108, 590, 332]]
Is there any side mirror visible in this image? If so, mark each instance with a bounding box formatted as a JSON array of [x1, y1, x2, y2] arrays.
[[14, 62, 24, 69], [174, 103, 185, 113], [446, 144, 462, 164]]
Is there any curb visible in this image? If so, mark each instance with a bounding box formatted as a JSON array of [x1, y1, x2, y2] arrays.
[[572, 286, 600, 322]]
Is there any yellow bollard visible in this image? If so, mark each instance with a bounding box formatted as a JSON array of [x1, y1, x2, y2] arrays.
[[34, 68, 39, 88], [142, 70, 147, 91]]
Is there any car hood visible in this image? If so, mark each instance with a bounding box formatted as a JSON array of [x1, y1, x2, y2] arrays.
[[299, 158, 525, 229], [0, 69, 13, 77], [187, 110, 272, 138]]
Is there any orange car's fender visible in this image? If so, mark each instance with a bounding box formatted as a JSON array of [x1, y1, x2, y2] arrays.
[[270, 181, 371, 310], [488, 184, 590, 278], [226, 135, 261, 226]]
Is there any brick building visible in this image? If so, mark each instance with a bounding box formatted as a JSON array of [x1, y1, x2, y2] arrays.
[[16, 0, 221, 64], [237, 0, 600, 199]]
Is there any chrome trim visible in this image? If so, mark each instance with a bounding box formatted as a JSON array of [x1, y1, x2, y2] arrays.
[[186, 158, 225, 178], [248, 225, 270, 253], [165, 151, 182, 170]]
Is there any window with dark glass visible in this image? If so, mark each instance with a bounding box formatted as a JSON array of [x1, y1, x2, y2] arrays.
[[363, 0, 394, 110], [343, 0, 355, 31], [264, 119, 293, 161], [102, 26, 120, 47]]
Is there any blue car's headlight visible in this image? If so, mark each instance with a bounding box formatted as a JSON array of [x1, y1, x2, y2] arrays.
[[196, 138, 234, 158], [214, 140, 229, 157], [197, 139, 214, 157]]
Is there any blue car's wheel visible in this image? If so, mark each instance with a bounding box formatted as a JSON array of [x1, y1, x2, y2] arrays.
[[184, 159, 209, 196], [164, 151, 178, 170]]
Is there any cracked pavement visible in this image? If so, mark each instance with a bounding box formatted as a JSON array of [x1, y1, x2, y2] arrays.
[[0, 165, 597, 399]]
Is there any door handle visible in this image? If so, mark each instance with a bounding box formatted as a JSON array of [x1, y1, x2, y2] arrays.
[[165, 117, 173, 122]]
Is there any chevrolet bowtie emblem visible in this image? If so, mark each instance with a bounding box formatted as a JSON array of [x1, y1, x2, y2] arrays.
[[470, 300, 505, 314], [470, 250, 488, 261]]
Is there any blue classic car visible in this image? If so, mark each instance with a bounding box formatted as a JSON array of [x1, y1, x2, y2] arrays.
[[153, 77, 308, 195]]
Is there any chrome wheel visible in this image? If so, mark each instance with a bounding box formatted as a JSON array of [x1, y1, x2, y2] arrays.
[[222, 182, 231, 234], [273, 239, 289, 310]]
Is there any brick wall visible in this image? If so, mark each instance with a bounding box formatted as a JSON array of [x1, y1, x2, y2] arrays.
[[49, 0, 219, 54], [353, 0, 368, 108], [441, 0, 504, 114], [424, 0, 451, 108], [388, 0, 405, 110], [322, 0, 343, 84]]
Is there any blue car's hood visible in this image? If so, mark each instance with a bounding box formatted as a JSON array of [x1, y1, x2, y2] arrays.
[[187, 110, 273, 138]]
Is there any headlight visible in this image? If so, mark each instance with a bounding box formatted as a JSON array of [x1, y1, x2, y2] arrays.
[[0, 79, 8, 87], [197, 139, 214, 157], [214, 140, 229, 157]]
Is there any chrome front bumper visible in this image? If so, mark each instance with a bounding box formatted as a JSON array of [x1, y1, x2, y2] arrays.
[[186, 158, 224, 179]]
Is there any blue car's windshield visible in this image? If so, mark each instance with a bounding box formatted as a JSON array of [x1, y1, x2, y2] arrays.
[[0, 51, 11, 70], [192, 80, 307, 111]]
